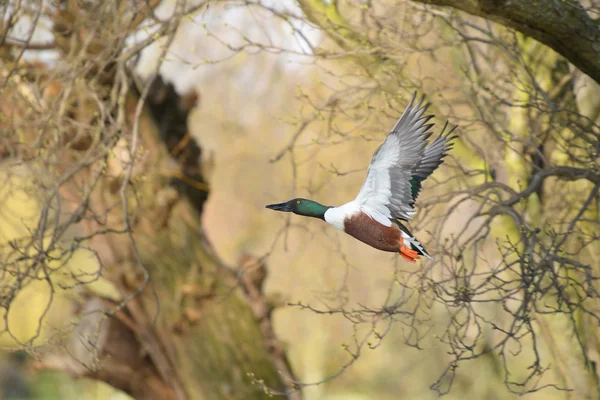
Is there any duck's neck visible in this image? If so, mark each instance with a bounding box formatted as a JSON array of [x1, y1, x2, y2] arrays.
[[296, 200, 331, 220]]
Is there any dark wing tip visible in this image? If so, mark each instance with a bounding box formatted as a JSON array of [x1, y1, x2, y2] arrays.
[[408, 91, 418, 108], [423, 114, 435, 123], [440, 121, 459, 140], [390, 92, 433, 136]]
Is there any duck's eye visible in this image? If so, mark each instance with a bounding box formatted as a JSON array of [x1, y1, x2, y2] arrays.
[[296, 200, 301, 204]]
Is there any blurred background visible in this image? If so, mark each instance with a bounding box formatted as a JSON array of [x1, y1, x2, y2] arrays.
[[0, 0, 599, 399]]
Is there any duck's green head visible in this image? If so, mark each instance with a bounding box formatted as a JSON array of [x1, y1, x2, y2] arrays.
[[265, 198, 330, 220]]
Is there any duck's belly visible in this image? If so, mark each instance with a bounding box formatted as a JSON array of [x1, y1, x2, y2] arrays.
[[343, 212, 401, 252]]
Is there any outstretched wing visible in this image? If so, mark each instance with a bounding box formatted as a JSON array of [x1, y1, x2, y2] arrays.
[[355, 93, 434, 226], [409, 121, 458, 207]]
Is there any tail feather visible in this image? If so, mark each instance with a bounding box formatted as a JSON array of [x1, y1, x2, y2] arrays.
[[395, 219, 435, 262], [410, 240, 434, 261]]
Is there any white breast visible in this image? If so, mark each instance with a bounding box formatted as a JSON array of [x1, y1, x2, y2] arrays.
[[324, 200, 362, 231]]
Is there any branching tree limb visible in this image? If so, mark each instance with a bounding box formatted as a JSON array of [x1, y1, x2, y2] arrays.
[[253, 0, 600, 396], [412, 0, 600, 84]]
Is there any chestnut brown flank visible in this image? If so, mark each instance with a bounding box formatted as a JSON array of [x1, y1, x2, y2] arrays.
[[343, 212, 401, 252]]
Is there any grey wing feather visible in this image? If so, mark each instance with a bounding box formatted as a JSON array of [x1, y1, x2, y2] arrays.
[[410, 121, 458, 204], [412, 121, 457, 179], [355, 92, 435, 223]]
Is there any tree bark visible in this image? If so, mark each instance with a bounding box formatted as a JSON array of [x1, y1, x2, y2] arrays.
[[0, 2, 300, 398], [24, 76, 299, 400], [412, 0, 600, 84]]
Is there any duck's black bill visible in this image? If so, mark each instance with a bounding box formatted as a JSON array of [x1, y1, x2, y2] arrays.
[[265, 201, 293, 212]]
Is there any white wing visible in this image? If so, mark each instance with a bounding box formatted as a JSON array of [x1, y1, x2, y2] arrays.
[[355, 93, 434, 226]]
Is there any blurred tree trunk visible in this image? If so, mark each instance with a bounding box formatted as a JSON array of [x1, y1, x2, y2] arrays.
[[42, 77, 298, 400], [0, 2, 299, 400]]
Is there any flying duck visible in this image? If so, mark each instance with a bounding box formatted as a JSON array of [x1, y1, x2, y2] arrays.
[[266, 93, 457, 263]]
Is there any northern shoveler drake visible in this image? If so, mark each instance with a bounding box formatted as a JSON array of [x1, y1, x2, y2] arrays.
[[266, 93, 457, 263]]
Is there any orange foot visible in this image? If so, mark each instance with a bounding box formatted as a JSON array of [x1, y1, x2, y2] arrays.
[[399, 237, 419, 263]]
